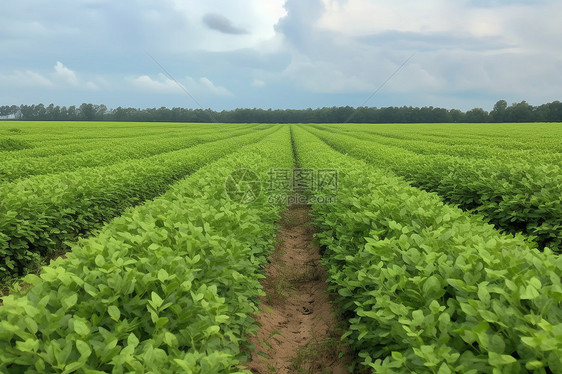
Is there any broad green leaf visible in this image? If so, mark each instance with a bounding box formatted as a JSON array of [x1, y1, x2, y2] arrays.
[[127, 333, 140, 348], [158, 269, 169, 282], [94, 255, 105, 267], [108, 305, 120, 321], [73, 319, 90, 337], [75, 340, 91, 359], [151, 292, 164, 308], [488, 352, 516, 366]]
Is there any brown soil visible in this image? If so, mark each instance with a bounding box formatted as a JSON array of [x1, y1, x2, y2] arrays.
[[244, 205, 351, 374]]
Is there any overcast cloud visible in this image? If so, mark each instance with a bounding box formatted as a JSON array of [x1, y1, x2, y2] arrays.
[[203, 13, 249, 35], [1, 0, 560, 110]]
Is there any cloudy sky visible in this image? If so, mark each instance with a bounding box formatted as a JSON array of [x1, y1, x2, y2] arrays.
[[1, 0, 561, 111]]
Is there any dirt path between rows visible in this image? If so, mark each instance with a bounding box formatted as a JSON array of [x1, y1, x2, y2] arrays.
[[244, 205, 351, 374]]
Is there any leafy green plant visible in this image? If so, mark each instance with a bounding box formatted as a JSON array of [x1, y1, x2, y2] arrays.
[[309, 123, 562, 164], [0, 137, 31, 151], [0, 125, 264, 183], [0, 126, 280, 283], [293, 126, 562, 373], [305, 125, 562, 251], [0, 127, 293, 373]]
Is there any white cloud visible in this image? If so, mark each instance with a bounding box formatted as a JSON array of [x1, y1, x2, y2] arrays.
[[54, 61, 79, 86], [1, 0, 561, 109], [317, 0, 562, 57], [0, 62, 107, 92], [283, 54, 374, 93], [318, 0, 533, 37], [50, 61, 99, 90], [130, 74, 231, 96], [130, 74, 180, 93], [85, 81, 99, 90], [0, 70, 53, 87], [154, 0, 287, 53], [320, 0, 459, 35], [273, 0, 562, 107], [196, 77, 232, 96]]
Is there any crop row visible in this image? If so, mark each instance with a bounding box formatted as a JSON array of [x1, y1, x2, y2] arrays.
[[293, 126, 562, 373], [0, 127, 293, 373], [0, 125, 268, 183], [304, 126, 562, 251], [0, 127, 279, 283], [0, 123, 258, 161], [312, 125, 562, 164], [0, 122, 233, 144], [319, 123, 562, 152]]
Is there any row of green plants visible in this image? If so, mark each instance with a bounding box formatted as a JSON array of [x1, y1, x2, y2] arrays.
[[0, 125, 267, 183], [0, 123, 257, 158], [0, 127, 279, 283], [0, 121, 218, 142], [313, 124, 562, 164], [0, 137, 32, 152], [0, 127, 293, 373], [1, 139, 113, 161], [0, 123, 257, 161], [305, 126, 562, 251], [293, 126, 562, 373], [321, 123, 562, 152]]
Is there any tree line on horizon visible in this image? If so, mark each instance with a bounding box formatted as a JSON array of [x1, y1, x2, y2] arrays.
[[1, 100, 561, 123]]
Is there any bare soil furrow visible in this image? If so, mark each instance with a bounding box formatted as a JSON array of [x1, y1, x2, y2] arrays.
[[244, 206, 351, 374]]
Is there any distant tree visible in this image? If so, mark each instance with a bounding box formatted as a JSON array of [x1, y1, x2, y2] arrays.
[[59, 106, 68, 120], [19, 105, 31, 119], [155, 107, 171, 121], [431, 108, 452, 123], [79, 103, 96, 121], [67, 106, 78, 120], [490, 100, 507, 122], [9, 100, 562, 123], [45, 104, 62, 121], [547, 101, 562, 122], [96, 104, 108, 120], [449, 109, 465, 123], [34, 104, 46, 119], [0, 105, 19, 117], [111, 107, 126, 121], [465, 108, 489, 123], [506, 101, 533, 122]]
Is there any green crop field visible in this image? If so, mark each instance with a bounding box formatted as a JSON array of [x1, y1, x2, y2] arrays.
[[1, 121, 562, 373]]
